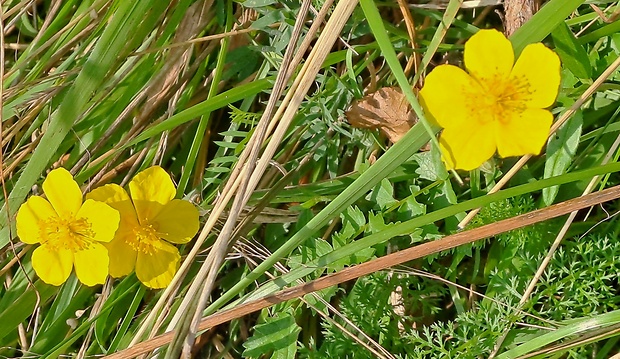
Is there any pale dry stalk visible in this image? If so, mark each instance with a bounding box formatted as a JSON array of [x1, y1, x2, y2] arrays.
[[4, 0, 111, 82], [73, 0, 213, 177]]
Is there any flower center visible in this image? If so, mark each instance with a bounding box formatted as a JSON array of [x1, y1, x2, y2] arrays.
[[127, 224, 161, 255], [41, 217, 95, 252], [480, 75, 531, 123]]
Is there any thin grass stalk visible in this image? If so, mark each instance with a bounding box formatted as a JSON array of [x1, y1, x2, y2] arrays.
[[128, 0, 355, 353], [200, 0, 451, 316], [0, 0, 162, 248], [175, 1, 233, 196]]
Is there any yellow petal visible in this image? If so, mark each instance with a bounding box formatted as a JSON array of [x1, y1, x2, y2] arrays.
[[495, 108, 553, 158], [420, 65, 482, 129], [152, 199, 199, 244], [86, 184, 139, 229], [135, 240, 180, 289], [510, 43, 561, 108], [16, 196, 57, 244], [42, 168, 83, 218], [128, 166, 176, 224], [73, 243, 109, 286], [104, 233, 138, 278], [464, 29, 514, 85], [76, 199, 120, 243], [440, 123, 497, 171], [31, 245, 73, 286]]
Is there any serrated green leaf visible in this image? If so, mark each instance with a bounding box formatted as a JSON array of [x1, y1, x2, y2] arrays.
[[213, 140, 242, 149], [543, 111, 583, 206], [365, 178, 398, 210], [367, 211, 393, 234], [219, 130, 249, 137], [250, 9, 286, 30], [340, 206, 366, 239], [397, 193, 426, 220], [205, 167, 231, 174], [413, 146, 448, 182], [552, 22, 592, 78], [209, 155, 239, 164], [243, 312, 301, 358], [289, 238, 333, 272]]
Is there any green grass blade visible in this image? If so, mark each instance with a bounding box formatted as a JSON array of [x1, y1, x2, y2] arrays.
[[497, 309, 620, 358], [578, 20, 620, 44]]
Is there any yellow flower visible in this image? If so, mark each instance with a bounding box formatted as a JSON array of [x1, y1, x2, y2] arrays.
[[16, 168, 120, 286], [86, 166, 200, 289], [420, 29, 561, 170]]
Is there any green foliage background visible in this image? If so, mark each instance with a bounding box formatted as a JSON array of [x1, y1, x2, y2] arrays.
[[0, 0, 620, 358]]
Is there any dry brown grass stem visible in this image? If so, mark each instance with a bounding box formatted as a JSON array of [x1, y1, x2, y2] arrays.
[[74, 37, 217, 182], [104, 183, 620, 359], [397, 0, 420, 78], [0, 244, 30, 277], [3, 140, 40, 181], [458, 53, 620, 229], [78, 9, 219, 194], [1, 5, 41, 352]]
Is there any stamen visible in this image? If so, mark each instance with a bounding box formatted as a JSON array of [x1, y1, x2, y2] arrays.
[[127, 224, 161, 255], [42, 217, 95, 251], [474, 74, 532, 124]]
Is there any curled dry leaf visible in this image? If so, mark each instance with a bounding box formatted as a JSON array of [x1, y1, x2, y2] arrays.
[[346, 87, 420, 144]]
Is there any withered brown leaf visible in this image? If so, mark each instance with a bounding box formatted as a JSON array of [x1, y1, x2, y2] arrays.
[[346, 87, 418, 143]]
